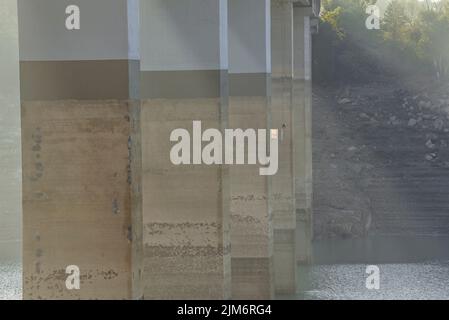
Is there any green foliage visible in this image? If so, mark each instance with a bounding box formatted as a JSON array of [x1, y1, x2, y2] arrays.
[[320, 2, 344, 38], [314, 0, 449, 83], [383, 0, 410, 42]]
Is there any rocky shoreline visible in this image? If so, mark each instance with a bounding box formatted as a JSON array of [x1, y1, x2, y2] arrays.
[[313, 78, 449, 239]]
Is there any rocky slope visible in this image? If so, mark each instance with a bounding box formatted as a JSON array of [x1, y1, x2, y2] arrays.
[[313, 78, 449, 239]]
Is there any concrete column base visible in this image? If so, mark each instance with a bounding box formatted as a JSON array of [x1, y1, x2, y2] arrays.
[[142, 96, 230, 300], [22, 99, 140, 299], [271, 77, 296, 295], [231, 257, 274, 299], [229, 93, 274, 300], [273, 229, 296, 294], [296, 208, 313, 265]]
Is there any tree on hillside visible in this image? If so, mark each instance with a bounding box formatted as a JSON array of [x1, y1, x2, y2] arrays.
[[314, 0, 449, 83], [417, 4, 449, 79], [383, 0, 411, 43]]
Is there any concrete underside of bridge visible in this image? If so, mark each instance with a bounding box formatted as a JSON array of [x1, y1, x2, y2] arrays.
[[1, 0, 316, 299]]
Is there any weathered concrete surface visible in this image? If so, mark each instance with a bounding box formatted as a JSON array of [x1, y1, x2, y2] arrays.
[[18, 0, 142, 300], [229, 96, 274, 299], [141, 98, 231, 300], [271, 79, 296, 294], [139, 0, 230, 300], [22, 100, 140, 299], [271, 0, 297, 294], [130, 102, 144, 301], [293, 80, 313, 264], [0, 0, 22, 263]]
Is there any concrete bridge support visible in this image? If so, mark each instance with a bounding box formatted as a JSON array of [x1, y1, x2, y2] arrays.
[[0, 0, 21, 263], [18, 0, 141, 299], [293, 5, 313, 265], [12, 0, 318, 300], [139, 0, 231, 300], [228, 0, 273, 299], [270, 0, 296, 294]]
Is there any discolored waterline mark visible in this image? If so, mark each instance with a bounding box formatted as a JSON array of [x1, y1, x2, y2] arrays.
[[170, 121, 279, 176]]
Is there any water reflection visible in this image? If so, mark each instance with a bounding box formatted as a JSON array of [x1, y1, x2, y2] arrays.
[[293, 236, 449, 300]]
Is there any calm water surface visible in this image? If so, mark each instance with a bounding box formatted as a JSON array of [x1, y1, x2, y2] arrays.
[[2, 237, 449, 300], [293, 236, 449, 300], [0, 262, 21, 300]]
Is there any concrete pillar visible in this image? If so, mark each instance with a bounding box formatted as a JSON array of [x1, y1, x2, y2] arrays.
[[270, 0, 296, 294], [18, 0, 142, 299], [293, 5, 313, 265], [140, 0, 230, 299], [228, 0, 273, 299], [0, 0, 22, 264]]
